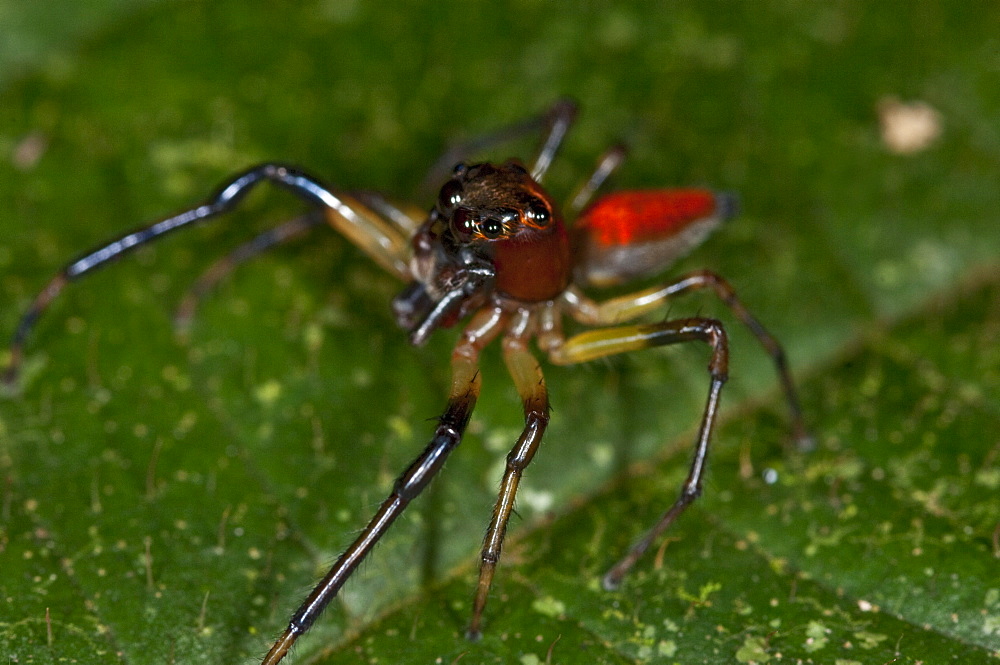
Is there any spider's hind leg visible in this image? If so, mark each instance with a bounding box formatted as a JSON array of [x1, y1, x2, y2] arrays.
[[420, 98, 578, 192], [548, 316, 729, 590], [567, 268, 811, 449]]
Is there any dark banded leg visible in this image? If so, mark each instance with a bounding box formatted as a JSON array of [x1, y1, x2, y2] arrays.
[[656, 270, 809, 448], [260, 306, 506, 665], [4, 274, 69, 384], [262, 398, 474, 665], [4, 164, 352, 385], [568, 269, 810, 448], [467, 334, 550, 639], [548, 317, 729, 590]]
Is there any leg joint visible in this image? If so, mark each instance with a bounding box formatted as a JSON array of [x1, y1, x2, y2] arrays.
[[679, 482, 703, 504], [691, 318, 729, 381], [505, 410, 549, 469], [480, 549, 500, 566]]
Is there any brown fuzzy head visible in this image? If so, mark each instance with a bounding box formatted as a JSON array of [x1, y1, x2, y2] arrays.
[[394, 161, 571, 344]]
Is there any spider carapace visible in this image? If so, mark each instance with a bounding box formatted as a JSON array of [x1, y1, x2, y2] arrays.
[[5, 100, 808, 665]]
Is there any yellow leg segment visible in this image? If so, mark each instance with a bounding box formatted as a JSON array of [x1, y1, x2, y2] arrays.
[[563, 270, 809, 446], [549, 317, 730, 589], [467, 334, 550, 639]]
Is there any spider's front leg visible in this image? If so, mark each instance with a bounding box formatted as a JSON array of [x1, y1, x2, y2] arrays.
[[261, 306, 507, 665], [548, 316, 729, 590], [174, 191, 427, 330], [3, 163, 414, 385], [467, 313, 551, 639]]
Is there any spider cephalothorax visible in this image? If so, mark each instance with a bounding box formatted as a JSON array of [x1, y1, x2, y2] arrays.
[[395, 159, 571, 344]]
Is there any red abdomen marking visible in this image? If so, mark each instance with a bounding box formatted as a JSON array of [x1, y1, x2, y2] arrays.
[[577, 190, 719, 246], [572, 189, 736, 287]]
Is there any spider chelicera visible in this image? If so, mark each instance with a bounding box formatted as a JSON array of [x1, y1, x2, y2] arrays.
[[5, 100, 808, 664]]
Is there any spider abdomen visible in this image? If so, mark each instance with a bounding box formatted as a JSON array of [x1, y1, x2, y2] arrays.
[[572, 189, 738, 287]]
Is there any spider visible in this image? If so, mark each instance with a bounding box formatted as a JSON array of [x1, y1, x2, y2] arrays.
[[5, 100, 808, 664]]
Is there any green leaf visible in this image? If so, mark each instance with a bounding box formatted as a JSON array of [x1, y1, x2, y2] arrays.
[[1, 2, 998, 665]]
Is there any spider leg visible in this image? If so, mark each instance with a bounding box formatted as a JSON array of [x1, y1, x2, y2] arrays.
[[4, 164, 412, 384], [529, 98, 578, 182], [173, 190, 427, 333], [349, 190, 425, 238], [548, 317, 728, 590], [420, 99, 578, 192], [261, 306, 507, 665], [565, 269, 811, 447], [467, 326, 550, 639], [566, 143, 628, 217], [173, 212, 325, 333]]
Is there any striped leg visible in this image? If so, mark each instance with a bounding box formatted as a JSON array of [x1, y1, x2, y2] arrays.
[[173, 190, 427, 332]]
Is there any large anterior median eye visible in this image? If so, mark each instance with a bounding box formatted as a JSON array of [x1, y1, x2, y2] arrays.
[[480, 218, 504, 239]]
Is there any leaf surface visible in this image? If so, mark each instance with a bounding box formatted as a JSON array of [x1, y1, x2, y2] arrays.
[[1, 3, 997, 664]]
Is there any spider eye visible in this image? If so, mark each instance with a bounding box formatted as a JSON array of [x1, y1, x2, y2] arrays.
[[525, 201, 551, 228], [438, 179, 463, 212], [452, 207, 477, 237], [481, 218, 504, 239]]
